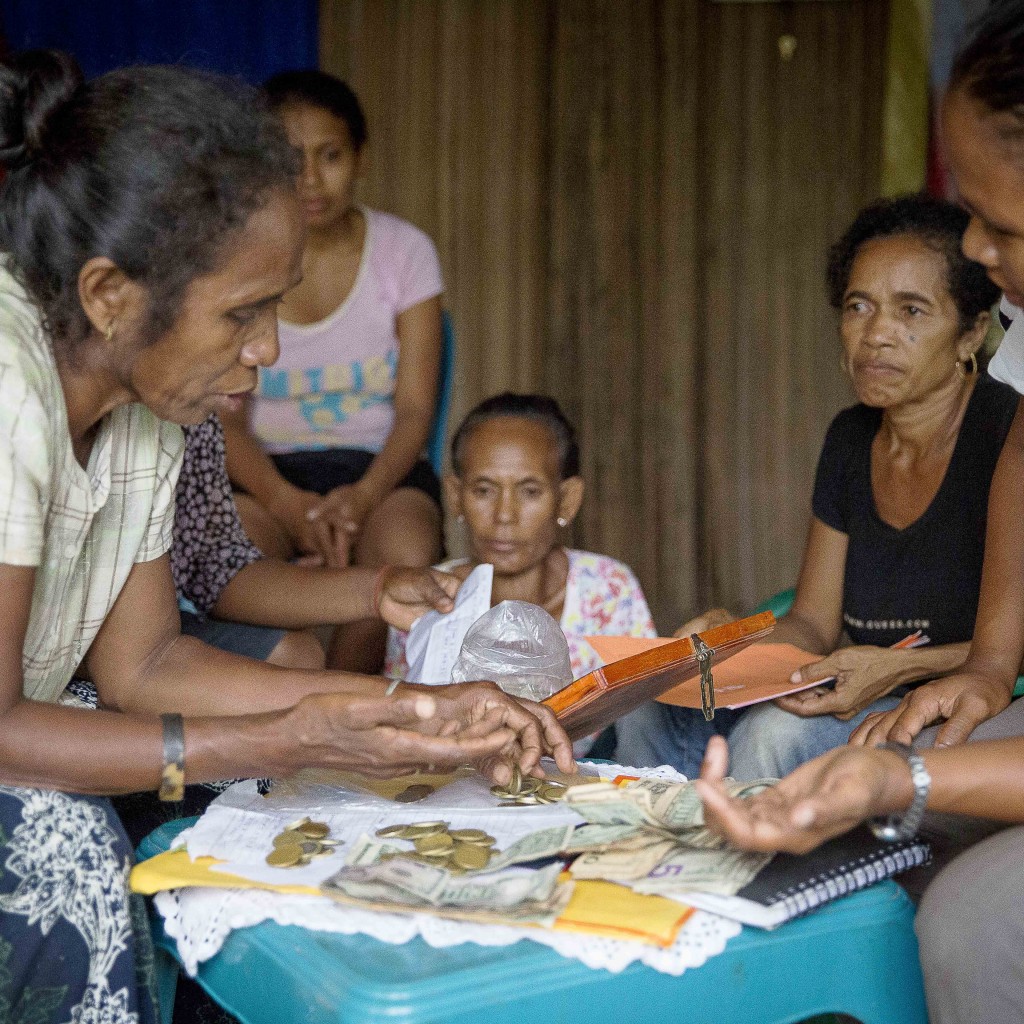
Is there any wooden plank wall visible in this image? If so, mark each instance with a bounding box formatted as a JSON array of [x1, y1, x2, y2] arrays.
[[320, 0, 889, 631]]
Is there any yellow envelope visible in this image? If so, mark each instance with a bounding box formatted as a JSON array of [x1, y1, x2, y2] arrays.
[[131, 850, 692, 948]]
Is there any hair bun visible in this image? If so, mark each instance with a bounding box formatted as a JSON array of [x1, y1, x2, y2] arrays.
[[0, 50, 83, 170]]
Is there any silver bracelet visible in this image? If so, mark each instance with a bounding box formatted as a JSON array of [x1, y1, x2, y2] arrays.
[[868, 742, 931, 843]]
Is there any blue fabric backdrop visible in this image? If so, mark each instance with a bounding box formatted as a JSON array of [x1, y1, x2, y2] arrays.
[[0, 0, 317, 82]]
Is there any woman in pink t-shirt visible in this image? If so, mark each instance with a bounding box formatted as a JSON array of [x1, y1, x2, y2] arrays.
[[222, 70, 445, 671]]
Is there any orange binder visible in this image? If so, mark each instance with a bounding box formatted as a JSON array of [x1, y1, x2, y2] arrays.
[[542, 612, 775, 740]]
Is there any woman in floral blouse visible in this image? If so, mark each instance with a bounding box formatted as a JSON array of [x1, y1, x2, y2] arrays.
[[385, 393, 657, 690]]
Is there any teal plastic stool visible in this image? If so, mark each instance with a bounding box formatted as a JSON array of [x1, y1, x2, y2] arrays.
[[753, 587, 1024, 698], [139, 818, 926, 1024]]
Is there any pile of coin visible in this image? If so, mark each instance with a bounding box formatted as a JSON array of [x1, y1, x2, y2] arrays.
[[265, 816, 340, 868], [374, 820, 496, 873], [490, 764, 567, 806]]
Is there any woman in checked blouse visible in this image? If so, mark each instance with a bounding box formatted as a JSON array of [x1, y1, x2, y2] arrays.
[[0, 51, 571, 1021]]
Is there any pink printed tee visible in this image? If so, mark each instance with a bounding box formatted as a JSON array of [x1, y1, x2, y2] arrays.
[[250, 207, 443, 454]]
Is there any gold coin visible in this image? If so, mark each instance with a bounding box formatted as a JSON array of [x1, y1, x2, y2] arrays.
[[266, 846, 301, 868], [510, 764, 523, 795], [400, 821, 449, 838], [450, 829, 490, 842], [539, 785, 565, 802], [490, 786, 513, 799], [272, 831, 304, 848], [417, 847, 454, 860], [519, 777, 540, 795], [297, 821, 330, 839], [451, 844, 492, 870], [415, 833, 454, 854], [284, 816, 311, 831], [376, 824, 410, 839], [395, 784, 435, 803]]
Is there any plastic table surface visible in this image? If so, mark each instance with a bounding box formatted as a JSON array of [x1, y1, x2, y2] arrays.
[[140, 818, 927, 1024]]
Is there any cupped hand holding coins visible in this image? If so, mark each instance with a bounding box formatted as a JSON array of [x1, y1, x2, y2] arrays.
[[273, 680, 574, 785]]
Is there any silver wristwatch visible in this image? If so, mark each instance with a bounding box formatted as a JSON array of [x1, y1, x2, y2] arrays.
[[868, 742, 931, 843]]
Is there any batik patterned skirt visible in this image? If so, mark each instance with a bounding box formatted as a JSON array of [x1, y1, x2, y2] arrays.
[[0, 785, 159, 1024]]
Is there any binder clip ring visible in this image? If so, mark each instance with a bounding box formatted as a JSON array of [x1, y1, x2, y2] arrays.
[[690, 633, 716, 721]]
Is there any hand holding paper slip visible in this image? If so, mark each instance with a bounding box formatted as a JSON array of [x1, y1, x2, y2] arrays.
[[586, 631, 930, 711]]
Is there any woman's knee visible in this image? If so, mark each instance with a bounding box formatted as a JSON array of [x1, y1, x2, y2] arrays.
[[916, 827, 1024, 1020], [358, 489, 441, 567], [267, 628, 325, 670]]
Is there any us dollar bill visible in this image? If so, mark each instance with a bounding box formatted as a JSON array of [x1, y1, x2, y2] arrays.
[[632, 848, 772, 897], [484, 824, 576, 872], [322, 860, 571, 924]]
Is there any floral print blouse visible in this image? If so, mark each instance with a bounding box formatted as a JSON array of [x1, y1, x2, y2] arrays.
[[384, 549, 657, 680], [171, 415, 261, 615]]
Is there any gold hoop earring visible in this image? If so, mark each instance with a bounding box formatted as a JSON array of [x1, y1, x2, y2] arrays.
[[956, 352, 979, 378]]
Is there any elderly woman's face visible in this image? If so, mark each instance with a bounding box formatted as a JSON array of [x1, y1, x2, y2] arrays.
[[839, 234, 967, 409], [124, 188, 304, 425], [453, 418, 564, 579], [943, 87, 1024, 307]]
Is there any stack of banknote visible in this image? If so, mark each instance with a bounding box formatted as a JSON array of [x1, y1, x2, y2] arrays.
[[323, 823, 576, 924], [563, 778, 775, 896], [320, 776, 776, 923]]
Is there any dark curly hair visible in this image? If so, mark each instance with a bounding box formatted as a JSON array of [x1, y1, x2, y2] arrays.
[[264, 69, 367, 152], [826, 194, 1000, 334], [0, 50, 300, 358], [950, 0, 1024, 145], [451, 393, 581, 480]]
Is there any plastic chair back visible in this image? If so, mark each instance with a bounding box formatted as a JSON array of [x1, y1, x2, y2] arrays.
[[753, 588, 796, 619], [427, 310, 456, 476]]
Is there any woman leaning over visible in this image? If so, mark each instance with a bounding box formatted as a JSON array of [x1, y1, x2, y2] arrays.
[[697, 8, 1024, 1023], [0, 52, 571, 1021], [616, 195, 1010, 779]]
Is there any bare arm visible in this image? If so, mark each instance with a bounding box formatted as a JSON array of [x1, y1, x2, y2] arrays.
[[212, 559, 458, 632], [356, 295, 441, 498], [696, 733, 1024, 856], [220, 397, 326, 557]]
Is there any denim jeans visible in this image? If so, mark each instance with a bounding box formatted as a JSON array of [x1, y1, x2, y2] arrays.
[[614, 693, 905, 780]]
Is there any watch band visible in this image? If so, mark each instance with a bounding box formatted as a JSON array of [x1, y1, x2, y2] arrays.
[[158, 713, 186, 802], [868, 741, 931, 843]]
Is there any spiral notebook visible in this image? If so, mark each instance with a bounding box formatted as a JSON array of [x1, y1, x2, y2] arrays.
[[678, 827, 931, 929]]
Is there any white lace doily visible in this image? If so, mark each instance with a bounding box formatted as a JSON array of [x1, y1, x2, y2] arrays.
[[155, 885, 740, 978], [153, 763, 742, 978]]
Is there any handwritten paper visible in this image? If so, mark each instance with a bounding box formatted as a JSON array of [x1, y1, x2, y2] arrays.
[[405, 563, 493, 683]]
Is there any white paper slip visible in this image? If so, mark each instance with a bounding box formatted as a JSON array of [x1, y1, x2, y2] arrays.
[[405, 563, 493, 683]]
